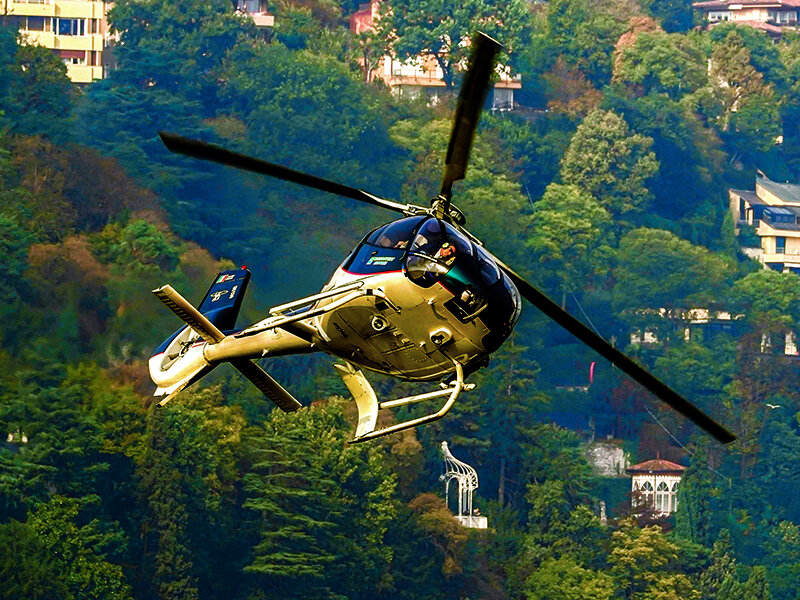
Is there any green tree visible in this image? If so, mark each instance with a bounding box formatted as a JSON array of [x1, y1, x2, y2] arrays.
[[243, 397, 397, 599], [560, 109, 658, 217], [732, 270, 800, 325], [612, 228, 733, 342], [741, 566, 770, 600], [673, 450, 714, 547], [642, 0, 695, 32], [707, 28, 781, 159], [0, 519, 68, 600], [728, 88, 781, 157], [602, 88, 726, 232], [609, 518, 700, 599], [778, 30, 800, 171], [527, 182, 613, 302], [137, 388, 246, 600], [0, 213, 32, 300], [524, 556, 615, 600], [0, 25, 74, 139], [27, 496, 132, 600], [386, 0, 529, 88], [698, 529, 737, 597], [764, 520, 800, 600], [614, 32, 706, 99], [545, 0, 642, 86], [108, 0, 252, 108]]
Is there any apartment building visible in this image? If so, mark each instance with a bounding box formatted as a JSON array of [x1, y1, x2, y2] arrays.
[[3, 0, 110, 83]]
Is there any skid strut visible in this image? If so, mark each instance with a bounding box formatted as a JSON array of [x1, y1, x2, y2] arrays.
[[334, 360, 474, 443]]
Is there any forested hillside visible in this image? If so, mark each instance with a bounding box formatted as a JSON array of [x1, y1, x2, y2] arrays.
[[3, 0, 800, 597]]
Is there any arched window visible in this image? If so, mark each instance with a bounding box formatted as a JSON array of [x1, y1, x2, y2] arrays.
[[656, 481, 669, 512], [671, 481, 679, 512], [641, 480, 653, 507]]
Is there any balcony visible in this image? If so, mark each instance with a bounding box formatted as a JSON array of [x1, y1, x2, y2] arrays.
[[761, 250, 800, 265], [23, 30, 105, 51], [8, 0, 104, 18], [7, 0, 55, 17], [55, 32, 104, 51], [66, 64, 103, 83]]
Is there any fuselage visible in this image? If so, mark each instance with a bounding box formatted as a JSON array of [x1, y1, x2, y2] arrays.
[[151, 216, 522, 388], [310, 216, 522, 381]]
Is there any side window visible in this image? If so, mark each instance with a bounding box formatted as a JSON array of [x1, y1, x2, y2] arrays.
[[475, 246, 501, 285]]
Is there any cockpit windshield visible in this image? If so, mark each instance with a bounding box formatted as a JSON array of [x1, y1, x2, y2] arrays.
[[343, 216, 425, 275], [365, 217, 422, 249]]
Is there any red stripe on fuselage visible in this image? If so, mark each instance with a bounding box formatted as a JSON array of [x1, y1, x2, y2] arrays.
[[341, 269, 403, 276]]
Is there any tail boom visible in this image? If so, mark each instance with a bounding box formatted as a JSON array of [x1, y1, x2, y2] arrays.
[[149, 269, 314, 410]]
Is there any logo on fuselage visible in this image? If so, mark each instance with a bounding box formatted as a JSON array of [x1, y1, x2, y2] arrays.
[[366, 256, 396, 266]]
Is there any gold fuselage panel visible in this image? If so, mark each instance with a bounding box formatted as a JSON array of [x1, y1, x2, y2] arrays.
[[311, 269, 491, 381]]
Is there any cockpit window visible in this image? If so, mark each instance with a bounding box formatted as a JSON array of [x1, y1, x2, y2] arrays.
[[343, 216, 425, 275], [405, 219, 473, 287], [365, 217, 423, 249], [409, 219, 472, 257], [475, 246, 501, 285]]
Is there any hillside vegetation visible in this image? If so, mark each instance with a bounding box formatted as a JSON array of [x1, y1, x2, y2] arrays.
[[2, 0, 800, 598]]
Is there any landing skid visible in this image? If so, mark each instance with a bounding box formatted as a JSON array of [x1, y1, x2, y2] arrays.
[[334, 360, 475, 443]]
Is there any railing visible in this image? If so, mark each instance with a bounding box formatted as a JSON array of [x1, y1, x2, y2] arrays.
[[454, 515, 487, 529]]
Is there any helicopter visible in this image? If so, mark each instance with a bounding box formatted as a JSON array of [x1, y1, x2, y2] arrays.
[[148, 33, 735, 445]]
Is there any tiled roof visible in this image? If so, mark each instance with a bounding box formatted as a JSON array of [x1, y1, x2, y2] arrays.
[[760, 220, 800, 231], [694, 0, 800, 8], [709, 20, 786, 34], [732, 189, 767, 206], [626, 459, 686, 474], [759, 177, 800, 204]]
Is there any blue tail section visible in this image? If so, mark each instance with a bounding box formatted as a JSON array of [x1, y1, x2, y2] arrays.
[[197, 267, 251, 332], [152, 268, 250, 356]]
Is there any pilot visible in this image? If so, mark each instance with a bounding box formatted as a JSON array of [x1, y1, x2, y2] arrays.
[[435, 242, 457, 265]]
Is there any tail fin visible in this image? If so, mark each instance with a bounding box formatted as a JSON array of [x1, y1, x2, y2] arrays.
[[149, 268, 251, 404], [149, 268, 301, 413], [196, 267, 250, 332]]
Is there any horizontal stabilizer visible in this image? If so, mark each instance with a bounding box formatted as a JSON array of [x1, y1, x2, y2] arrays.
[[231, 359, 302, 412], [153, 285, 225, 344], [155, 365, 215, 407]]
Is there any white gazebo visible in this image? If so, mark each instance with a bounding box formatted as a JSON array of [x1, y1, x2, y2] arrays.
[[626, 458, 685, 516], [440, 441, 487, 529]]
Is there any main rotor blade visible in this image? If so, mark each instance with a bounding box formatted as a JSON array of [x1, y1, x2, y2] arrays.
[[496, 261, 736, 444], [439, 32, 502, 200], [159, 131, 421, 215]]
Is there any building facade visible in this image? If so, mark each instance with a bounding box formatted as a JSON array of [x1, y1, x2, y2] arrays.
[[348, 0, 521, 109], [730, 175, 800, 274], [3, 0, 110, 83], [4, 0, 274, 84], [627, 458, 684, 516], [692, 0, 800, 35], [235, 0, 274, 29]]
